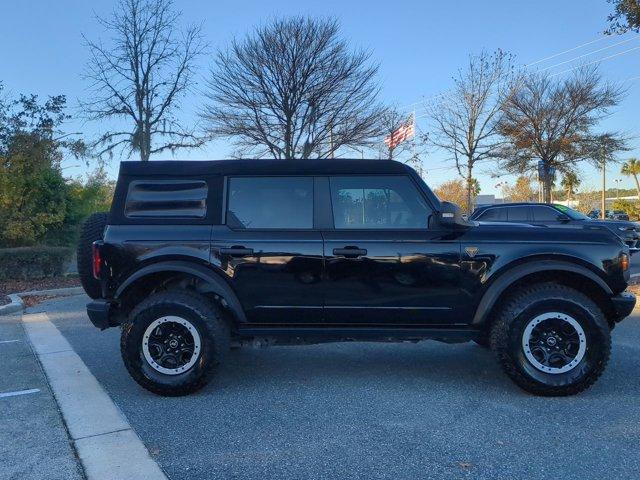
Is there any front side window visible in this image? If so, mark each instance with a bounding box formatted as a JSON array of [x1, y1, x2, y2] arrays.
[[227, 177, 313, 229], [329, 176, 430, 229], [532, 206, 560, 222]]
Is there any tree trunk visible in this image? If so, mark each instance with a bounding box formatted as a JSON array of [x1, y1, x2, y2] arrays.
[[542, 162, 552, 204], [466, 164, 473, 214], [634, 174, 640, 198], [601, 160, 606, 219]]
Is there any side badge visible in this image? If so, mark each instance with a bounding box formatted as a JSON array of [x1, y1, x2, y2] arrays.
[[465, 246, 479, 258]]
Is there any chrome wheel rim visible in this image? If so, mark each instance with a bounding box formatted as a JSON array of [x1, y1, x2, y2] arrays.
[[522, 312, 586, 374], [142, 316, 201, 375]]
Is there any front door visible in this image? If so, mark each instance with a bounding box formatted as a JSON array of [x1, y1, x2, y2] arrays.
[[211, 176, 324, 324], [322, 175, 461, 325]]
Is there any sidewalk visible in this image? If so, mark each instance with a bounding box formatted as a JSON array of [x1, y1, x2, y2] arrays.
[[0, 311, 84, 480]]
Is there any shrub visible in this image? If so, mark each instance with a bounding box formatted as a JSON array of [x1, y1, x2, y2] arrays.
[[0, 246, 72, 280]]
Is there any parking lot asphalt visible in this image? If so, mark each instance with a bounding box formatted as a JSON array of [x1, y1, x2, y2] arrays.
[[0, 312, 83, 480], [34, 294, 640, 480]]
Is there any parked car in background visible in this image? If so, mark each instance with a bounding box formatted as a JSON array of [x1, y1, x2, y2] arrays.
[[471, 203, 640, 253], [587, 209, 631, 221], [609, 210, 630, 221]]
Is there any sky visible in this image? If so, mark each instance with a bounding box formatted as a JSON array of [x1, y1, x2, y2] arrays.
[[1, 0, 639, 196]]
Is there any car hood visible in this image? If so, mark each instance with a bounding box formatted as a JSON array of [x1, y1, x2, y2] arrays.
[[587, 219, 640, 229], [468, 219, 625, 247]]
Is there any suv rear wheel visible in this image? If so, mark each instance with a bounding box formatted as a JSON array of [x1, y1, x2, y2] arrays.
[[490, 283, 611, 396], [120, 290, 229, 396]]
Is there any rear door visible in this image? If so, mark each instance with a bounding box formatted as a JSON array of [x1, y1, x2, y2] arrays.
[[211, 176, 324, 324], [321, 175, 461, 325]]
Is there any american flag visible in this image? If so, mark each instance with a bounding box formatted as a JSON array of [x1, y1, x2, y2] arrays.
[[384, 115, 415, 150]]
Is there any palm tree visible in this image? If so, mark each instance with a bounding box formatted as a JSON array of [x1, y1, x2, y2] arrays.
[[621, 158, 640, 197], [561, 171, 581, 204]]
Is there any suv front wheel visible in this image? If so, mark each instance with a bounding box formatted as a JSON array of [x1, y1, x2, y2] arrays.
[[490, 283, 611, 396], [120, 290, 229, 396]]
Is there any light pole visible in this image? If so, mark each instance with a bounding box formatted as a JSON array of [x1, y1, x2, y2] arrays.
[[614, 179, 622, 200]]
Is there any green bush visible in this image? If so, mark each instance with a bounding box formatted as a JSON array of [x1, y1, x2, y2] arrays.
[[0, 246, 72, 280]]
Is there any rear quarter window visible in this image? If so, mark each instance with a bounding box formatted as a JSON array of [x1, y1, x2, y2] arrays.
[[124, 180, 208, 218]]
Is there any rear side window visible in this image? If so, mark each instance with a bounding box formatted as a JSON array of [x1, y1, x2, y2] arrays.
[[125, 180, 207, 218], [506, 206, 529, 221], [478, 207, 506, 221], [329, 176, 430, 229], [227, 177, 313, 229]]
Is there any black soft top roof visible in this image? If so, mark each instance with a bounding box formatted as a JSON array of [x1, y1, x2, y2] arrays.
[[118, 158, 413, 176]]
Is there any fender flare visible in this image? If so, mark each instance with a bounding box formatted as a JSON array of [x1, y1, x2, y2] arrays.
[[115, 261, 247, 323], [472, 260, 613, 325]]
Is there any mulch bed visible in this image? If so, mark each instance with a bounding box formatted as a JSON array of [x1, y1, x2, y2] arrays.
[[0, 275, 81, 306]]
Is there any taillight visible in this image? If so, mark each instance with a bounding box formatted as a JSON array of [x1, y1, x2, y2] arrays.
[[92, 242, 102, 279], [621, 253, 630, 271]]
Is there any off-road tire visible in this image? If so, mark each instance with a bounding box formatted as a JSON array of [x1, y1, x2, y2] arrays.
[[490, 282, 611, 396], [120, 290, 230, 396], [77, 212, 108, 299]]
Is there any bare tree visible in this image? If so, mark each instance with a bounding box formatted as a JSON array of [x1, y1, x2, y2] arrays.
[[426, 50, 513, 213], [202, 16, 384, 159], [82, 0, 205, 161], [498, 66, 624, 203]]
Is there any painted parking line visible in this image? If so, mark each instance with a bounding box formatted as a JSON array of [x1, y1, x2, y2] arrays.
[[0, 339, 20, 344], [0, 388, 40, 399], [22, 312, 168, 480]]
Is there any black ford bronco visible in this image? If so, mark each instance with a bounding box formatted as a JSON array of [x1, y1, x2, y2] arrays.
[[79, 159, 636, 397]]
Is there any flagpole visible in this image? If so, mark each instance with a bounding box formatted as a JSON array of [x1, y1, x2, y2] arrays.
[[412, 110, 420, 178]]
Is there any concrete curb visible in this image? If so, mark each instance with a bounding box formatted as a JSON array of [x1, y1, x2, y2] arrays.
[[0, 286, 84, 316], [0, 294, 24, 315], [22, 311, 168, 480]]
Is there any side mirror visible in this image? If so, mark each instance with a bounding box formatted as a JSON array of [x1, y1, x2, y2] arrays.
[[438, 201, 472, 228], [557, 214, 570, 223]]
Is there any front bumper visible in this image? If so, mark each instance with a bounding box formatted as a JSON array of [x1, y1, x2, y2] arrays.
[[86, 300, 116, 330], [611, 292, 636, 322]]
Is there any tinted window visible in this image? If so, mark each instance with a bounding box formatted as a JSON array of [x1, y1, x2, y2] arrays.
[[227, 177, 313, 229], [532, 206, 560, 222], [478, 207, 506, 221], [125, 180, 207, 218], [330, 176, 430, 229], [506, 206, 529, 222], [553, 205, 589, 220]]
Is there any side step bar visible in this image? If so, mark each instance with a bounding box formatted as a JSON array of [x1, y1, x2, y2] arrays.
[[236, 325, 479, 344]]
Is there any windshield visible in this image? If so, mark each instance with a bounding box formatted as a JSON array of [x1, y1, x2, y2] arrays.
[[553, 204, 590, 220]]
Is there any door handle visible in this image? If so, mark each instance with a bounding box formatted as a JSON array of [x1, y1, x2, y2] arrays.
[[333, 247, 367, 258], [220, 246, 254, 257]]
